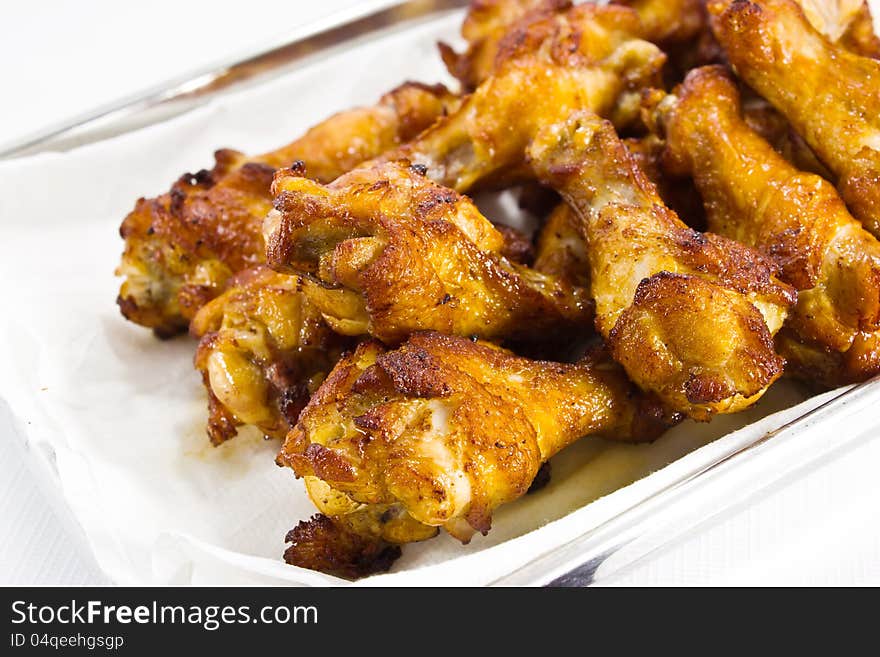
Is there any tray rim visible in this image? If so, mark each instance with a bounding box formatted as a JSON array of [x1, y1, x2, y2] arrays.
[[491, 376, 880, 586], [0, 0, 469, 160]]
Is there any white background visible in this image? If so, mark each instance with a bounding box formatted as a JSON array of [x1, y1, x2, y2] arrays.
[[1, 0, 879, 586]]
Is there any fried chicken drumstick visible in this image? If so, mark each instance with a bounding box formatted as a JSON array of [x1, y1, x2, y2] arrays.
[[533, 203, 590, 287], [278, 332, 678, 578], [532, 135, 707, 289], [528, 111, 796, 419], [390, 2, 666, 192], [260, 3, 662, 349], [709, 0, 880, 238], [190, 267, 348, 444], [117, 82, 457, 337], [265, 161, 593, 343], [612, 0, 708, 46], [439, 0, 572, 92], [655, 66, 880, 386]]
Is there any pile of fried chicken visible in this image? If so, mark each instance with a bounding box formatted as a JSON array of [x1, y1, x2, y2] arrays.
[[115, 0, 880, 579]]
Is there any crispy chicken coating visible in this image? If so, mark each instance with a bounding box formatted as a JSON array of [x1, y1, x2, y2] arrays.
[[667, 0, 876, 180], [709, 0, 880, 238], [389, 3, 665, 192], [277, 332, 678, 573], [532, 136, 706, 288], [704, 1, 880, 179], [624, 134, 708, 228], [265, 161, 593, 343], [612, 0, 708, 46], [656, 66, 880, 386], [190, 267, 347, 444], [612, 0, 724, 87], [317, 3, 661, 324], [740, 96, 833, 179], [439, 0, 572, 92], [117, 82, 457, 337], [283, 514, 402, 580], [629, 0, 879, 87], [533, 203, 590, 287], [528, 111, 796, 419], [774, 330, 880, 386]]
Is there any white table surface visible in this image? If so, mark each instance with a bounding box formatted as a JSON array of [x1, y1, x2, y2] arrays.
[[1, 0, 878, 587]]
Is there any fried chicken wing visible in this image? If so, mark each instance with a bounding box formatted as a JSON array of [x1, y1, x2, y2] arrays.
[[774, 329, 880, 386], [665, 0, 875, 179], [265, 161, 593, 343], [655, 66, 880, 386], [532, 135, 705, 288], [277, 0, 662, 328], [709, 0, 880, 238], [722, 1, 880, 179], [278, 332, 678, 575], [439, 0, 572, 91], [389, 3, 665, 192], [740, 96, 833, 179], [624, 134, 708, 228], [611, 0, 708, 46], [527, 111, 796, 419], [632, 0, 879, 88], [117, 82, 457, 337], [190, 267, 347, 444], [533, 203, 590, 287]]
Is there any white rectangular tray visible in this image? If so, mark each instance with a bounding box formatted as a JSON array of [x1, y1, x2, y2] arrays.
[[1, 0, 878, 586]]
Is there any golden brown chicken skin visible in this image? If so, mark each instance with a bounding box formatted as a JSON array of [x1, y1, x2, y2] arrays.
[[774, 330, 880, 386], [737, 0, 880, 182], [265, 161, 593, 344], [678, 0, 879, 180], [532, 136, 706, 289], [117, 82, 457, 337], [740, 96, 833, 179], [709, 0, 880, 238], [439, 0, 572, 92], [621, 0, 880, 57], [330, 3, 661, 317], [661, 0, 876, 175], [533, 203, 591, 288], [840, 1, 880, 58], [628, 0, 880, 88], [190, 267, 348, 444], [387, 3, 665, 192], [657, 66, 880, 386], [612, 0, 708, 46], [278, 332, 678, 576], [624, 134, 708, 228], [613, 0, 727, 87], [528, 111, 796, 419]]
